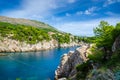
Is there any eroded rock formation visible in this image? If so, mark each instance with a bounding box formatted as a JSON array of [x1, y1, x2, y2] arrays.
[[55, 44, 92, 80], [0, 37, 80, 52]]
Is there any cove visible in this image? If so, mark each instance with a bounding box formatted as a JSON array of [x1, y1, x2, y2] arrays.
[[0, 46, 78, 80]]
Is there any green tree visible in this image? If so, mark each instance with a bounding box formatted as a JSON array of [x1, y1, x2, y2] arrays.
[[93, 21, 114, 51], [112, 22, 120, 40]]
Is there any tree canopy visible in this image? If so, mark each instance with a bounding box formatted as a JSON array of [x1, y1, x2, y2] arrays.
[[93, 21, 115, 50]]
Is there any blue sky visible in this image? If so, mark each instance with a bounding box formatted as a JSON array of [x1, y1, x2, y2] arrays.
[[0, 0, 120, 36]]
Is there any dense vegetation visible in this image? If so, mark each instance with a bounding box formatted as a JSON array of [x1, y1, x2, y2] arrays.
[[76, 21, 120, 79], [0, 22, 78, 44], [78, 36, 96, 43], [52, 33, 71, 44], [0, 22, 52, 44]]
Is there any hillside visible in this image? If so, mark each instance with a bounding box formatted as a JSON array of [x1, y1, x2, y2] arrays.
[[0, 16, 80, 52], [55, 21, 120, 80], [0, 16, 56, 30]]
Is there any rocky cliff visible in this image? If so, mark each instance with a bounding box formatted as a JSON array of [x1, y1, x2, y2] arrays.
[[0, 16, 81, 52], [55, 41, 119, 80], [112, 35, 120, 52], [87, 35, 120, 80], [55, 44, 92, 80], [0, 37, 80, 52]]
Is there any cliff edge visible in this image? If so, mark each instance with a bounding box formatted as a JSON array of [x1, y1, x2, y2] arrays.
[[55, 44, 92, 80]]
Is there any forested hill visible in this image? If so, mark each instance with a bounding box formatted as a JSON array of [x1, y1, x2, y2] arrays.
[[0, 16, 56, 30], [0, 16, 81, 52], [0, 18, 74, 44]]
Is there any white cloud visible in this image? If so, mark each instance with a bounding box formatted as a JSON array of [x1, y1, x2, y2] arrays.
[[55, 17, 120, 36], [66, 13, 71, 17], [67, 0, 76, 3], [105, 11, 120, 16], [76, 11, 83, 15], [84, 7, 97, 15], [103, 0, 120, 7], [2, 0, 76, 20], [2, 0, 57, 19], [85, 10, 91, 15], [76, 7, 97, 15], [1, 0, 119, 37]]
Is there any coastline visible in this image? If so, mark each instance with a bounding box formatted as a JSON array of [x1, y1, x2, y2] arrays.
[[0, 37, 81, 53], [55, 43, 92, 80]]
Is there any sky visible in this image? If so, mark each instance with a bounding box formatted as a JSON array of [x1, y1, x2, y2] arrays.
[[0, 0, 120, 36]]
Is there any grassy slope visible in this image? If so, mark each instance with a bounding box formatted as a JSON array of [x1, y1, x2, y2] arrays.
[[0, 16, 56, 30]]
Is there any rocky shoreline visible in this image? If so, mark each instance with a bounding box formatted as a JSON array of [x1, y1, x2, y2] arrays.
[[0, 37, 80, 53], [55, 44, 92, 80]]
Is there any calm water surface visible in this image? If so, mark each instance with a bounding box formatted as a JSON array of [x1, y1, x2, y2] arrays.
[[0, 46, 78, 80]]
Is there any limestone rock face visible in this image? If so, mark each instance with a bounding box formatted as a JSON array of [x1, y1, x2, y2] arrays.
[[58, 78, 67, 80], [55, 44, 91, 80], [60, 42, 78, 48], [112, 35, 120, 52], [0, 38, 80, 52]]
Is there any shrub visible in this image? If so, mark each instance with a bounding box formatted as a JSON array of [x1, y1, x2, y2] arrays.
[[76, 61, 92, 79]]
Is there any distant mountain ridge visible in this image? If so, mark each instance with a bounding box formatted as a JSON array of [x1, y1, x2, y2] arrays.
[[0, 16, 55, 30]]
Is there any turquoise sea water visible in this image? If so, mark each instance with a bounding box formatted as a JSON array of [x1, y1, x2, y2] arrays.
[[0, 46, 78, 80]]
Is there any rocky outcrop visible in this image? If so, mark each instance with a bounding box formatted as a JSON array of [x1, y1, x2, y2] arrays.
[[0, 37, 80, 52], [58, 78, 67, 80], [86, 69, 115, 80], [55, 34, 120, 80], [112, 35, 120, 52], [60, 42, 79, 48], [55, 44, 92, 80]]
